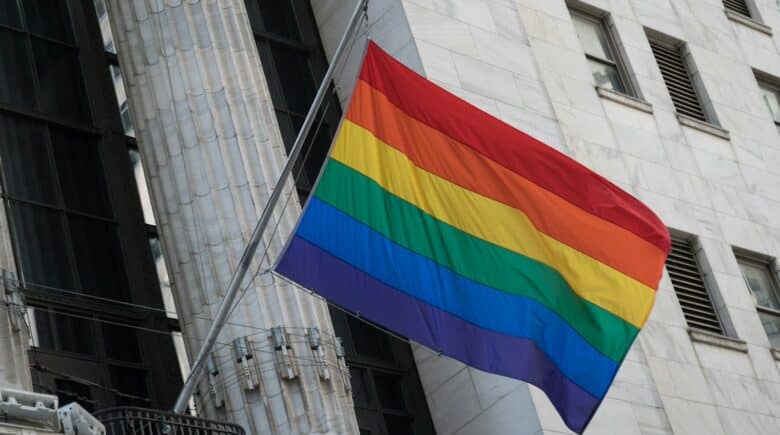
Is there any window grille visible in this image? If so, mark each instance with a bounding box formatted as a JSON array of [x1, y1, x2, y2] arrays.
[[648, 38, 708, 122], [666, 238, 725, 335], [724, 0, 751, 17]]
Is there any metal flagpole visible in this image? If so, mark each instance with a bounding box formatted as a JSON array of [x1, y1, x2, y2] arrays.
[[172, 0, 369, 414]]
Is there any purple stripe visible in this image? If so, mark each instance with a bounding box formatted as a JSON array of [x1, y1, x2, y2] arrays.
[[277, 236, 599, 432]]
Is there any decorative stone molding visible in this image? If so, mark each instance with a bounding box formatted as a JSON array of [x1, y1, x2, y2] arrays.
[[688, 328, 748, 353], [596, 86, 654, 114], [725, 9, 773, 36], [677, 113, 731, 140]]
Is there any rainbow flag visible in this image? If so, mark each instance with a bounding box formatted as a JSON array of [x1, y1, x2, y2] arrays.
[[276, 42, 670, 433]]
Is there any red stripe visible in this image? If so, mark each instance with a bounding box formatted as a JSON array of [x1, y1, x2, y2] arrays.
[[359, 41, 670, 253], [345, 80, 665, 288]]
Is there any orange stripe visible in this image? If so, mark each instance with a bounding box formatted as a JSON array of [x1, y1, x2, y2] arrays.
[[346, 80, 665, 288]]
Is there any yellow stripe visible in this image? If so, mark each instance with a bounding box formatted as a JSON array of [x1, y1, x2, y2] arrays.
[[330, 120, 655, 327]]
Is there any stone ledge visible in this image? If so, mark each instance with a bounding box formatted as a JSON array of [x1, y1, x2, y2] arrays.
[[771, 347, 780, 361], [688, 328, 748, 353], [596, 86, 653, 114], [725, 9, 773, 36], [677, 113, 731, 140]]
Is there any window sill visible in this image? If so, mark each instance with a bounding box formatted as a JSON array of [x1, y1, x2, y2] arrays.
[[725, 9, 772, 36], [677, 114, 731, 140], [596, 87, 653, 114], [688, 328, 748, 353], [771, 347, 780, 361]]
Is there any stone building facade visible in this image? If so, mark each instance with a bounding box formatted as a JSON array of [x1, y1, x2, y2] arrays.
[[311, 0, 780, 433]]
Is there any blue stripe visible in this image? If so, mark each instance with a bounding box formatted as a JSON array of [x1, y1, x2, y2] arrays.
[[277, 236, 599, 432], [297, 198, 617, 398]]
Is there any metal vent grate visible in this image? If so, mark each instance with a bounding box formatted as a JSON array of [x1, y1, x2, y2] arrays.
[[723, 0, 751, 17], [648, 39, 708, 122], [666, 238, 725, 335]]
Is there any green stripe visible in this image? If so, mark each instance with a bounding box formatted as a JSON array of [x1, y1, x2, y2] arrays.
[[315, 160, 638, 362]]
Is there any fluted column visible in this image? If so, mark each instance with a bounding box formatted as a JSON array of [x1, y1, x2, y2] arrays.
[[105, 1, 357, 433]]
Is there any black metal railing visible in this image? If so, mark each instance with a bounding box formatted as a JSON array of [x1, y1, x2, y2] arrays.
[[94, 407, 244, 435]]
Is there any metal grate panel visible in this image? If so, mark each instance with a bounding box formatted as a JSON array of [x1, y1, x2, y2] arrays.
[[94, 407, 245, 435], [723, 0, 751, 17], [666, 238, 725, 335], [648, 39, 708, 122]]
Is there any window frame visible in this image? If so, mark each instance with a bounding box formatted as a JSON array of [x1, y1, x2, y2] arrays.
[[755, 74, 780, 130], [736, 253, 780, 315], [735, 252, 780, 349], [647, 31, 720, 126], [569, 8, 638, 98]]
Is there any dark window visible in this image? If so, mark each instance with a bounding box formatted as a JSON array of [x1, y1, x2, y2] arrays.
[[331, 310, 434, 435], [263, 43, 317, 113], [348, 316, 394, 362], [54, 379, 94, 411], [32, 308, 96, 355], [22, 0, 74, 42], [50, 128, 112, 216], [301, 123, 336, 192], [31, 39, 90, 123], [724, 0, 752, 17], [9, 202, 75, 290], [648, 37, 711, 123], [667, 237, 725, 335], [373, 372, 406, 410], [54, 312, 97, 355], [1, 121, 127, 300], [350, 367, 373, 408], [246, 0, 342, 199], [0, 29, 36, 109], [109, 366, 151, 406], [384, 415, 414, 434], [0, 114, 59, 205], [274, 111, 300, 149], [255, 0, 302, 41], [102, 323, 142, 362], [68, 216, 129, 301], [0, 0, 21, 28], [570, 9, 635, 96]]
